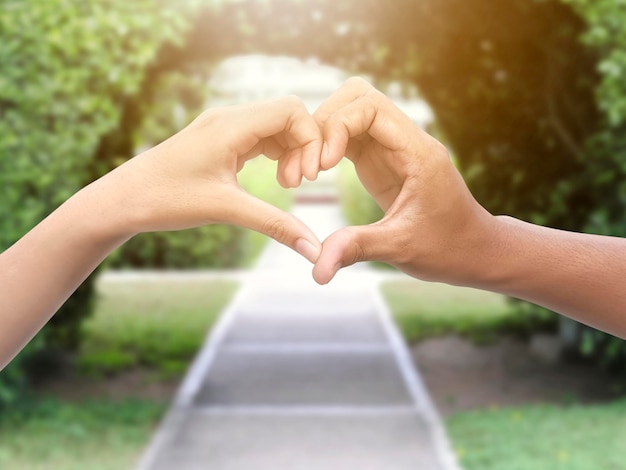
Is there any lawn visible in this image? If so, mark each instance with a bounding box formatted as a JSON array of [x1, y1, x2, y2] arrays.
[[448, 399, 626, 470], [0, 399, 164, 470], [381, 278, 626, 470], [381, 278, 554, 344], [79, 279, 239, 376], [0, 278, 239, 470]]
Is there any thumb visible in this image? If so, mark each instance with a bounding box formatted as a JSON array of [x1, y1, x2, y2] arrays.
[[312, 224, 389, 285], [226, 189, 321, 263]]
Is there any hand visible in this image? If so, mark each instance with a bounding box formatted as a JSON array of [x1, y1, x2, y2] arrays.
[[94, 96, 323, 262], [312, 78, 497, 284], [0, 96, 326, 369]]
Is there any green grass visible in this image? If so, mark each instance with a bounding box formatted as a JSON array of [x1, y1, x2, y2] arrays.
[[78, 279, 239, 377], [237, 158, 293, 266], [0, 279, 239, 470], [448, 398, 626, 470], [0, 399, 165, 470], [383, 279, 623, 468], [381, 279, 555, 344]]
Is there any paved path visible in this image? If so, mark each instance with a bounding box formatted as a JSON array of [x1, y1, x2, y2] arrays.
[[137, 175, 459, 470]]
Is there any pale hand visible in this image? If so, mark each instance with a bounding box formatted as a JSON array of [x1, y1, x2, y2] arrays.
[[0, 96, 324, 369], [95, 95, 324, 261]]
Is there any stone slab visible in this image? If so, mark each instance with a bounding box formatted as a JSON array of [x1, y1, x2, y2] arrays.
[[236, 290, 375, 315], [147, 412, 443, 470], [195, 351, 412, 406], [223, 310, 387, 343]]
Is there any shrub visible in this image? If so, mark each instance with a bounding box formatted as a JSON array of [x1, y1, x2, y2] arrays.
[[0, 0, 200, 410], [108, 225, 245, 269], [357, 0, 626, 370]]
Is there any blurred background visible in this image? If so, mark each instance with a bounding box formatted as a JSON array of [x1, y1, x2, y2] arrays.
[[1, 0, 626, 468]]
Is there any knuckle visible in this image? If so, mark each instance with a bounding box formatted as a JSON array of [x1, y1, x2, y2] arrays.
[[365, 88, 386, 103], [194, 108, 218, 128], [343, 76, 371, 91], [262, 217, 289, 243], [323, 111, 340, 129], [282, 95, 309, 131], [429, 140, 452, 167], [362, 90, 382, 111], [283, 94, 305, 109], [431, 139, 450, 159]]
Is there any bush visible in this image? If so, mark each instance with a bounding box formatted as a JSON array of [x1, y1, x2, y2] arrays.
[[0, 0, 200, 410], [558, 0, 626, 372], [0, 398, 166, 469], [382, 280, 556, 344], [356, 0, 626, 370], [78, 280, 238, 377], [108, 225, 245, 269]]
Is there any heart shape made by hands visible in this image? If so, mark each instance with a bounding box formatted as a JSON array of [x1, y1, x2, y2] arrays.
[[236, 77, 488, 289]]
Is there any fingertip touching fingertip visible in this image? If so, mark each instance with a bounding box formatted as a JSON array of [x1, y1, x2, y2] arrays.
[[301, 160, 320, 182], [320, 141, 335, 170], [312, 268, 331, 285], [303, 172, 318, 182], [322, 142, 329, 161], [311, 260, 342, 285]]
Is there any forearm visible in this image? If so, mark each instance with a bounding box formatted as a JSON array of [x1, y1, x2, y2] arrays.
[[0, 175, 134, 369], [474, 216, 626, 337]]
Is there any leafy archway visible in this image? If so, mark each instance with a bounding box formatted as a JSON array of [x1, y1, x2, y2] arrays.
[[103, 0, 608, 233], [4, 0, 625, 405]]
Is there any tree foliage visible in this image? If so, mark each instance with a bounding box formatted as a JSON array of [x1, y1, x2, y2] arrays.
[[3, 0, 626, 407], [556, 0, 626, 368], [186, 0, 626, 367], [380, 0, 626, 367], [178, 0, 621, 231], [564, 0, 626, 127], [0, 0, 203, 408]]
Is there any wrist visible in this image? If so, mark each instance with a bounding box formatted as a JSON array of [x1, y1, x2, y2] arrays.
[[460, 214, 537, 296], [469, 215, 516, 287], [443, 213, 515, 290], [68, 171, 140, 246]]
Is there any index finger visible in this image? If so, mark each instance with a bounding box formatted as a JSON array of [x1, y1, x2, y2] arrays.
[[220, 96, 323, 185], [313, 76, 373, 126], [320, 87, 418, 170], [227, 96, 321, 154]]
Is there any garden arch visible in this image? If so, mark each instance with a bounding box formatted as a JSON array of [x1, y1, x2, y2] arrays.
[[99, 0, 600, 228]]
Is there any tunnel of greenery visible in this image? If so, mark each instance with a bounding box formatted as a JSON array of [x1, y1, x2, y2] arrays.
[[2, 0, 625, 408]]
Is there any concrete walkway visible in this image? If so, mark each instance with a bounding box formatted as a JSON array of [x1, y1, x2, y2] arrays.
[[137, 176, 459, 470]]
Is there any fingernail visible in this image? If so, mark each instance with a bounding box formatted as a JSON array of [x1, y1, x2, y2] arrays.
[[321, 142, 329, 163], [295, 238, 321, 263]]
